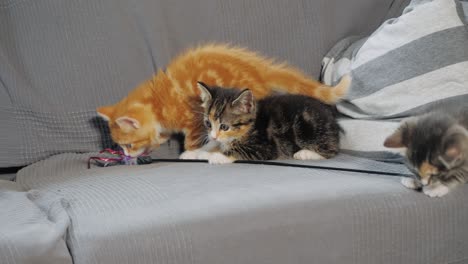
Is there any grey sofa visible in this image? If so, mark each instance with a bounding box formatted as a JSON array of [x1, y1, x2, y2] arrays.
[[1, 1, 468, 264]]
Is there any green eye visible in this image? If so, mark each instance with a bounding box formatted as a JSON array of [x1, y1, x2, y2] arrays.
[[204, 120, 212, 128], [220, 124, 229, 131]]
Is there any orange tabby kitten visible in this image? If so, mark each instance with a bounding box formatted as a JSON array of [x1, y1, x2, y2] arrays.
[[97, 44, 351, 158]]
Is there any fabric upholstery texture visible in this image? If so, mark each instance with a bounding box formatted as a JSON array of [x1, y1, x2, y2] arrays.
[[15, 153, 468, 264]]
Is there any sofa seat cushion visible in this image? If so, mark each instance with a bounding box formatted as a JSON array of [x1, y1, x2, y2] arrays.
[[16, 153, 468, 264]]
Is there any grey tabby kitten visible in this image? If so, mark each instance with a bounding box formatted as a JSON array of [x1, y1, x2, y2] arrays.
[[384, 106, 468, 197], [196, 82, 341, 164]]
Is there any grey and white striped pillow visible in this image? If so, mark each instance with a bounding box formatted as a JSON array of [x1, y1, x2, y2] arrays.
[[321, 0, 468, 160]]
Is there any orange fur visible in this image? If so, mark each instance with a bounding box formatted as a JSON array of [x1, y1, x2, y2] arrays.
[[419, 161, 439, 182], [97, 43, 351, 156]]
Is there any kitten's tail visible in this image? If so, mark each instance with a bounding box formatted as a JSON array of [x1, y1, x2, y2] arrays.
[[318, 75, 351, 104], [268, 70, 351, 104]]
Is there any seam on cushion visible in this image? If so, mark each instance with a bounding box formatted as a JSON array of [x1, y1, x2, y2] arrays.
[[26, 190, 71, 240]]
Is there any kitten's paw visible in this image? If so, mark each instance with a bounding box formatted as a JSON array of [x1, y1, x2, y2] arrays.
[[195, 150, 212, 160], [293, 150, 325, 160], [423, 184, 450, 198], [208, 153, 234, 165], [179, 150, 201, 160], [400, 177, 420, 190]]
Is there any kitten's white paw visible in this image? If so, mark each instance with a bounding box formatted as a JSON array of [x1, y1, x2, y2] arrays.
[[400, 177, 419, 190], [423, 184, 450, 198], [208, 153, 234, 165], [195, 150, 212, 160], [293, 150, 325, 160], [179, 150, 201, 160]]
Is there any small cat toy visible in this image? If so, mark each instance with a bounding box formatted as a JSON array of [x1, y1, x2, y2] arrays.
[[87, 149, 152, 169]]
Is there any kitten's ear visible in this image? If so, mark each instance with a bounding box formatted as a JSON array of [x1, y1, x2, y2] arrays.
[[445, 145, 462, 160], [115, 116, 140, 131], [384, 129, 404, 148], [440, 144, 463, 169], [197, 82, 212, 106], [440, 125, 467, 165], [232, 89, 255, 114], [97, 105, 115, 122], [383, 118, 416, 148]]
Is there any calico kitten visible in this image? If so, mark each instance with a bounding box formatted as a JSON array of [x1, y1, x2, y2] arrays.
[[195, 82, 342, 164], [384, 106, 468, 197], [96, 43, 351, 158]]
